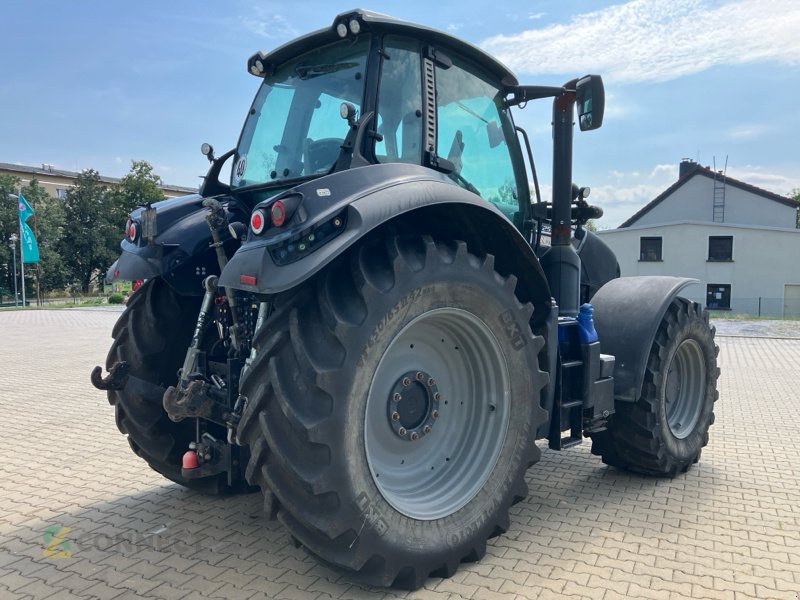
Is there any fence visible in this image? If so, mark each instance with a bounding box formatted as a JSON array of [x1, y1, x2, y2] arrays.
[[685, 296, 800, 318]]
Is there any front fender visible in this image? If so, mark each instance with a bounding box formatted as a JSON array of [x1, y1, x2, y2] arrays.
[[592, 276, 699, 402], [107, 193, 251, 295]]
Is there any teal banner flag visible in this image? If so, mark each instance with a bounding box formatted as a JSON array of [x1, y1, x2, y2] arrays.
[[18, 193, 40, 263], [18, 192, 34, 222], [21, 221, 40, 263]]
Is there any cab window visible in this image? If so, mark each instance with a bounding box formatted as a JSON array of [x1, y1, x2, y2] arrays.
[[375, 36, 423, 165], [435, 56, 517, 219]]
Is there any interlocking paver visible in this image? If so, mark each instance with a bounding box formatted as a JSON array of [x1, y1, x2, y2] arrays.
[[1, 308, 800, 599]]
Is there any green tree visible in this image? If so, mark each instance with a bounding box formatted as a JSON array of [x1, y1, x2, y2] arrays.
[[57, 169, 119, 293], [110, 160, 166, 215], [23, 179, 70, 295], [791, 188, 800, 229]]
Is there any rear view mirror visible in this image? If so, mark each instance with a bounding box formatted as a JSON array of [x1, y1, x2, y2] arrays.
[[576, 75, 604, 131]]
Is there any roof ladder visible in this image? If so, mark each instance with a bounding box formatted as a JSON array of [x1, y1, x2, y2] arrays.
[[712, 155, 728, 222]]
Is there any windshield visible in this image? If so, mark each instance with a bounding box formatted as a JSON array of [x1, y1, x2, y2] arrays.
[[232, 36, 369, 189]]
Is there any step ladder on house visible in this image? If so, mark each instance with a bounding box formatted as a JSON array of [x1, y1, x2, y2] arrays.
[[712, 155, 728, 222]]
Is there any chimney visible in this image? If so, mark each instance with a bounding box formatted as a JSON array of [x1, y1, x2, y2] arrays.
[[679, 158, 696, 179]]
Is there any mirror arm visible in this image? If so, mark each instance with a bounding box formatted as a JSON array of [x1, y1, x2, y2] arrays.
[[200, 148, 236, 197], [506, 85, 566, 106]]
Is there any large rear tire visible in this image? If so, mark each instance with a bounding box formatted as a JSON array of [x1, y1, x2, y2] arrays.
[[236, 236, 548, 588], [590, 298, 719, 475], [106, 277, 248, 494]]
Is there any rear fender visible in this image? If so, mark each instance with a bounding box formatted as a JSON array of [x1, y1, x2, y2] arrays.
[[591, 276, 699, 402], [219, 163, 552, 324]]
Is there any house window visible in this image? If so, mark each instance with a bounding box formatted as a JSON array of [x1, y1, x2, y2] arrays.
[[708, 236, 733, 261], [639, 237, 662, 261], [55, 188, 68, 198], [706, 284, 731, 310]]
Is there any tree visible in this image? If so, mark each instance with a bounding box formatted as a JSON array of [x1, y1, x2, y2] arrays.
[[791, 188, 800, 229], [57, 169, 119, 293], [24, 179, 69, 295], [109, 160, 166, 215]]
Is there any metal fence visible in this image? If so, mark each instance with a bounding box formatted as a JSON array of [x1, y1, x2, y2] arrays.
[[685, 296, 800, 318]]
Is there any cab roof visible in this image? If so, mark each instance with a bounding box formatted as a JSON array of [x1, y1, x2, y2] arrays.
[[246, 9, 519, 88]]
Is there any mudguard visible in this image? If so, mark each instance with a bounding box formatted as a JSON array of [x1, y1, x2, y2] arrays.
[[574, 229, 620, 302], [107, 194, 252, 296], [591, 276, 699, 402], [219, 163, 552, 322]]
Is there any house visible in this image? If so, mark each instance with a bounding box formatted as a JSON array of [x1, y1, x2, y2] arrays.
[[0, 162, 196, 200], [597, 160, 800, 317]]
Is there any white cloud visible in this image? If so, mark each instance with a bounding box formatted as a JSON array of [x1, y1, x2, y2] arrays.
[[528, 12, 546, 20], [650, 163, 678, 179], [726, 124, 771, 140], [447, 23, 463, 32], [240, 10, 298, 39], [726, 165, 800, 195], [584, 162, 800, 228], [481, 0, 800, 83]]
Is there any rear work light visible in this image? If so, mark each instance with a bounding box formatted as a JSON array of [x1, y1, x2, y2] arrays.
[[250, 209, 266, 235]]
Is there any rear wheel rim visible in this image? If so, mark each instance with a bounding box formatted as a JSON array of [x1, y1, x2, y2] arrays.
[[664, 338, 706, 439], [365, 307, 511, 520]]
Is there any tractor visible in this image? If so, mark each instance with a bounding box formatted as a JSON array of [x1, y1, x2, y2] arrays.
[[92, 10, 719, 589]]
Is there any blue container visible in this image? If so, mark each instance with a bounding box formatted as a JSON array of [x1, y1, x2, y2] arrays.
[[577, 303, 598, 344]]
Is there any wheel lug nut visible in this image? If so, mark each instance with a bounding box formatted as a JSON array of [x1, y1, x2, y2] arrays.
[[434, 392, 441, 401], [410, 432, 419, 441], [391, 412, 400, 421], [432, 410, 439, 419], [423, 425, 431, 434], [398, 427, 407, 436], [402, 377, 411, 387], [416, 372, 424, 381], [428, 378, 435, 386], [393, 393, 402, 402]]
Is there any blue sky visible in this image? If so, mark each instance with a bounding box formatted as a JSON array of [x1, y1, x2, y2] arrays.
[[2, 0, 798, 227]]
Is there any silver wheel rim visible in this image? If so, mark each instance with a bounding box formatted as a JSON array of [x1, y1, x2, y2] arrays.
[[664, 339, 706, 439], [364, 307, 511, 520]]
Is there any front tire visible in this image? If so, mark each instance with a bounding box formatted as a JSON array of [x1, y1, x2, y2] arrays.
[[590, 298, 719, 475], [237, 236, 548, 588]]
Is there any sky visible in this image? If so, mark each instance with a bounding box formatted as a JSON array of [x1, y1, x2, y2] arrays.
[[1, 0, 799, 227]]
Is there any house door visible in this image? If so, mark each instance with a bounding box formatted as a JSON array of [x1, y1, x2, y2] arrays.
[[784, 284, 800, 318]]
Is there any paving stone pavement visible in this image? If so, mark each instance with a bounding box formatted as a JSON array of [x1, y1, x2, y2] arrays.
[[0, 309, 798, 600]]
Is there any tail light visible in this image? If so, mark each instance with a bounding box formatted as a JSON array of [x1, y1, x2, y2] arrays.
[[270, 200, 286, 227], [126, 219, 139, 242], [250, 209, 266, 235]]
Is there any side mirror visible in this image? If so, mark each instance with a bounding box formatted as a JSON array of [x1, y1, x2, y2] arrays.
[[576, 75, 604, 131]]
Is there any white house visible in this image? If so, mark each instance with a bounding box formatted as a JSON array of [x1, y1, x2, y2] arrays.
[[598, 160, 800, 317]]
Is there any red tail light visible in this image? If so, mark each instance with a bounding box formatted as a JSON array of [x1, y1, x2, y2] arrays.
[[127, 220, 139, 241], [250, 209, 266, 235], [270, 201, 286, 227]]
